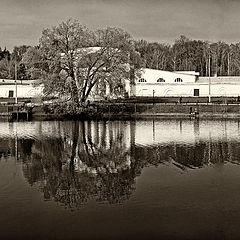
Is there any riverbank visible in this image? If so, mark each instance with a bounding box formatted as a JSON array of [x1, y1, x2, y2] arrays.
[[23, 102, 240, 120], [2, 101, 240, 121]]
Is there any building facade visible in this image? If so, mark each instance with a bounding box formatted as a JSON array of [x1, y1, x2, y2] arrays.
[[133, 68, 240, 97], [0, 79, 43, 99]]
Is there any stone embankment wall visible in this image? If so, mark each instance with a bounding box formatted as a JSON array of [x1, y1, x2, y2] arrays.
[[101, 103, 240, 118]]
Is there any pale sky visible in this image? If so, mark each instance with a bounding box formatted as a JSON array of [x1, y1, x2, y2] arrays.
[[0, 0, 239, 51]]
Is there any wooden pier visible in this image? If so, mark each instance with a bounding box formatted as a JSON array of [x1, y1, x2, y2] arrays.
[[11, 110, 31, 121], [7, 105, 32, 121]]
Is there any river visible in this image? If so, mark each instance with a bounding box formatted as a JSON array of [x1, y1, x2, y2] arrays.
[[1, 119, 240, 240]]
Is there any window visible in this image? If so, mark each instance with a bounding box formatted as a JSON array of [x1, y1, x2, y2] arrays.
[[9, 90, 14, 98], [194, 89, 199, 96], [138, 78, 147, 82], [174, 78, 183, 82], [157, 78, 165, 82]]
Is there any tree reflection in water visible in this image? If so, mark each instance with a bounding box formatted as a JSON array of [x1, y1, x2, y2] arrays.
[[21, 121, 136, 208], [2, 120, 240, 208]]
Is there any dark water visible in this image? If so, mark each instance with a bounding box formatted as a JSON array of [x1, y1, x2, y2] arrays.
[[1, 119, 240, 240]]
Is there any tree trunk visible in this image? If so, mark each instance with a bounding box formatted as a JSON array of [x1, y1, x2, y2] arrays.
[[70, 121, 79, 172], [228, 52, 230, 76], [70, 71, 80, 107], [80, 79, 98, 103]]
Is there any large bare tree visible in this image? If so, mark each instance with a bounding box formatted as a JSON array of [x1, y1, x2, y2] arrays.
[[36, 19, 135, 108]]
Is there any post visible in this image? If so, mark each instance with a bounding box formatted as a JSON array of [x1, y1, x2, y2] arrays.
[[153, 89, 155, 105], [153, 89, 155, 113], [208, 54, 211, 103], [15, 62, 18, 104], [228, 52, 230, 76]]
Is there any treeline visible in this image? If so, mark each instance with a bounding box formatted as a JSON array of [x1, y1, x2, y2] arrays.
[[0, 45, 30, 79], [135, 35, 240, 76], [1, 34, 240, 79]]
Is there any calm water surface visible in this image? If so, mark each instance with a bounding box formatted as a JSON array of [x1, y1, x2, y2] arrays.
[[1, 119, 240, 240]]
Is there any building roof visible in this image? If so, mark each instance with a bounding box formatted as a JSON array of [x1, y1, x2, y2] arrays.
[[0, 79, 38, 85], [197, 76, 240, 84], [140, 68, 199, 77], [174, 71, 200, 76], [137, 68, 198, 83]]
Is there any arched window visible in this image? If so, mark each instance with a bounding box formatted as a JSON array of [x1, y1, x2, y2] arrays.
[[174, 78, 183, 82], [138, 78, 147, 82], [157, 78, 165, 82]]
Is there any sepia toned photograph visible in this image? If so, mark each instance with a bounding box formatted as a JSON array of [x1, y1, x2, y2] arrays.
[[1, 0, 240, 239]]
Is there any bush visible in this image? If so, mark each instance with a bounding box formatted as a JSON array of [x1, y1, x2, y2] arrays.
[[42, 102, 99, 117]]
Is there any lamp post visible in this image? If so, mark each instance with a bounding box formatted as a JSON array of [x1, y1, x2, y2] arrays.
[[153, 89, 155, 105], [208, 50, 211, 103], [153, 89, 155, 113], [15, 61, 18, 104]]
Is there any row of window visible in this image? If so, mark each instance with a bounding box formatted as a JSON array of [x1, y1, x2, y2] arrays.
[[138, 78, 147, 82], [138, 77, 183, 83]]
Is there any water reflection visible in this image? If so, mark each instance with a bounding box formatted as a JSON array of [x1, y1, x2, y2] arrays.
[[1, 119, 240, 208]]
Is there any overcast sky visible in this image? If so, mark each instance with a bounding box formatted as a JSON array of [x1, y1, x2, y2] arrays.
[[0, 0, 239, 51]]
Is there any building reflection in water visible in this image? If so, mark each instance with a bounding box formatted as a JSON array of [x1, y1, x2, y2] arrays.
[[1, 119, 240, 208]]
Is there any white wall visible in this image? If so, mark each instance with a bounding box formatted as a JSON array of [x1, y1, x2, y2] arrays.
[[133, 69, 240, 97], [135, 83, 240, 97], [0, 84, 43, 98]]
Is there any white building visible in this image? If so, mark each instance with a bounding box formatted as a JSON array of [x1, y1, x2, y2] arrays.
[[133, 68, 240, 97], [0, 79, 43, 98]]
